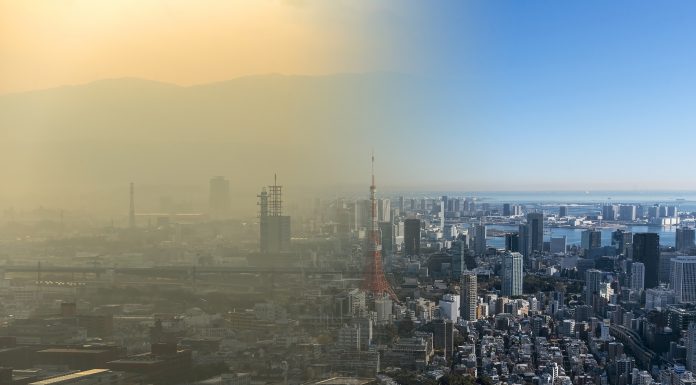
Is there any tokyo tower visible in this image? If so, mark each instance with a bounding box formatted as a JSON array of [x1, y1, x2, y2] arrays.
[[361, 154, 399, 302]]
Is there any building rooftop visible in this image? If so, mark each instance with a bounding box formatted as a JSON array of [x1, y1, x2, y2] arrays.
[[29, 369, 111, 385], [309, 378, 374, 385]]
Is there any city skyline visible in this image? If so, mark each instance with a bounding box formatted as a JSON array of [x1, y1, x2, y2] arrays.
[[5, 2, 696, 384]]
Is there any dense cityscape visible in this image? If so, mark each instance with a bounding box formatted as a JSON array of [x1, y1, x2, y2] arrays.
[[5, 2, 696, 385], [3, 163, 696, 385]]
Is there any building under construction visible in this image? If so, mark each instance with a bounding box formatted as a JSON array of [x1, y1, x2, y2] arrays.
[[258, 175, 291, 253]]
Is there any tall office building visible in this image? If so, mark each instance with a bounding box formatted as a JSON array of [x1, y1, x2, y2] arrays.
[[688, 323, 696, 372], [503, 203, 511, 217], [612, 229, 633, 255], [602, 205, 617, 221], [473, 224, 487, 255], [379, 222, 394, 256], [581, 229, 602, 254], [585, 269, 603, 307], [438, 200, 445, 229], [633, 233, 660, 288], [502, 252, 523, 297], [432, 319, 454, 357], [258, 176, 291, 253], [527, 213, 544, 255], [677, 228, 696, 252], [378, 198, 391, 223], [404, 218, 421, 256], [631, 262, 645, 292], [209, 176, 231, 219], [671, 256, 696, 303], [398, 196, 405, 213], [505, 233, 520, 252], [518, 225, 530, 257], [559, 205, 568, 218], [550, 236, 567, 254], [619, 205, 637, 221], [460, 271, 478, 321]]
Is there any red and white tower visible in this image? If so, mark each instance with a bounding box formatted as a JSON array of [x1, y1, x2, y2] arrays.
[[361, 154, 398, 302]]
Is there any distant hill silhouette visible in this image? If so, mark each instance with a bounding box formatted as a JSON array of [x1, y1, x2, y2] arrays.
[[0, 72, 453, 215]]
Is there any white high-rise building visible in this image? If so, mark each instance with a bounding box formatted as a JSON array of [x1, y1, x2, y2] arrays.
[[631, 262, 645, 292], [375, 295, 393, 325], [460, 271, 477, 321], [671, 256, 696, 303], [438, 293, 460, 322], [645, 287, 675, 311], [502, 252, 523, 296]]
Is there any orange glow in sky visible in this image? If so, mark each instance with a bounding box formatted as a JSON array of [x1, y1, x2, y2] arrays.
[[0, 0, 403, 93]]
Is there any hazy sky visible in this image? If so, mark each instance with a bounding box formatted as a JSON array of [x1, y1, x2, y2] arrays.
[[3, 1, 696, 215], [0, 1, 432, 93]]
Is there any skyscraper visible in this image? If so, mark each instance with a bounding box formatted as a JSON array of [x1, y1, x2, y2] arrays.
[[602, 205, 617, 221], [503, 203, 511, 217], [527, 213, 544, 255], [379, 222, 394, 256], [473, 224, 487, 255], [671, 256, 696, 303], [677, 227, 696, 252], [633, 233, 660, 288], [550, 236, 567, 254], [687, 323, 696, 372], [505, 233, 520, 252], [460, 271, 477, 321], [378, 198, 391, 223], [581, 229, 602, 254], [585, 269, 603, 307], [619, 205, 637, 221], [258, 176, 291, 253], [502, 252, 523, 297], [518, 224, 530, 257], [611, 229, 633, 255], [404, 218, 421, 256], [559, 205, 568, 218], [631, 262, 645, 292], [209, 176, 231, 219]]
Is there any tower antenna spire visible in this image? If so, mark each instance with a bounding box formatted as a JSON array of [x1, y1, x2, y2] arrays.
[[371, 150, 375, 187]]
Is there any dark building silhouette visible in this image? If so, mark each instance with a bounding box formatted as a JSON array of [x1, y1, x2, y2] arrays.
[[612, 229, 633, 255], [379, 221, 394, 256], [505, 233, 520, 252], [404, 218, 421, 256], [633, 233, 660, 288], [526, 213, 544, 255], [559, 205, 568, 217], [676, 227, 695, 252]]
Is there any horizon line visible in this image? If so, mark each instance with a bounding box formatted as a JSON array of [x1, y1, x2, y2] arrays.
[[0, 70, 414, 97]]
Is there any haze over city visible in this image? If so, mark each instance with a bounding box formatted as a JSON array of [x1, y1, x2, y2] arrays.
[[4, 3, 696, 385], [4, 1, 696, 216]]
